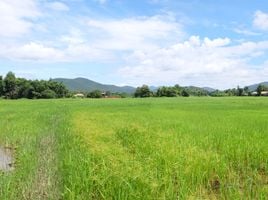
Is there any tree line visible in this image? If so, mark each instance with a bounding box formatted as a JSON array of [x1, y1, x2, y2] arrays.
[[1, 72, 267, 99], [210, 85, 268, 97], [85, 90, 128, 98], [134, 84, 268, 98], [134, 85, 206, 97], [0, 72, 68, 99]]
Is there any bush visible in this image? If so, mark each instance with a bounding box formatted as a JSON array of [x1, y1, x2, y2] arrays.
[[181, 90, 190, 97], [41, 89, 57, 99], [87, 90, 102, 98]]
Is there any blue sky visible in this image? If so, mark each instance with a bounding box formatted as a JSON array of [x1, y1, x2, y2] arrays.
[[1, 0, 268, 89]]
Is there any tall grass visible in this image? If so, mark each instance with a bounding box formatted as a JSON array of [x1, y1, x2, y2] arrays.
[[0, 98, 267, 199]]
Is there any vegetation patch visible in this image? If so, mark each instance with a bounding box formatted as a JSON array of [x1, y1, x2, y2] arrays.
[[0, 98, 267, 199]]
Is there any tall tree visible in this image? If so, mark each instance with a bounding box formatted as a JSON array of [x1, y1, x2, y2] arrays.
[[16, 78, 34, 99], [237, 86, 244, 96], [0, 72, 69, 99], [134, 85, 152, 98], [257, 84, 265, 96], [243, 86, 249, 96], [3, 72, 17, 99], [48, 80, 68, 98], [0, 76, 3, 96]]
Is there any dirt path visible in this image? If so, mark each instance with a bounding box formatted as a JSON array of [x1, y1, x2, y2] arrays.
[[24, 134, 60, 200]]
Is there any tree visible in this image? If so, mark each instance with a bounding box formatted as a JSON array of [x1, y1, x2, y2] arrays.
[[0, 76, 3, 97], [182, 86, 208, 96], [181, 90, 190, 97], [156, 86, 177, 97], [16, 78, 32, 98], [174, 84, 182, 95], [3, 72, 17, 99], [31, 80, 46, 94], [48, 80, 68, 98], [243, 86, 249, 96], [237, 86, 243, 96], [0, 72, 69, 99], [257, 84, 266, 96], [41, 89, 57, 99], [87, 90, 102, 98], [134, 85, 152, 98], [210, 90, 227, 97]]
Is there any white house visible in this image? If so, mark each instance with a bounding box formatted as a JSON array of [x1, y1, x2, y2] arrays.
[[73, 93, 85, 98], [261, 91, 268, 96], [251, 91, 268, 96]]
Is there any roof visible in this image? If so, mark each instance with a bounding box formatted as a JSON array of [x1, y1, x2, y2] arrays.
[[74, 93, 85, 97]]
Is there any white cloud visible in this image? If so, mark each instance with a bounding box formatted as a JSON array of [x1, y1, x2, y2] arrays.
[[59, 28, 114, 61], [233, 28, 261, 36], [47, 1, 69, 11], [60, 28, 85, 45], [0, 3, 267, 89], [118, 36, 268, 88], [0, 0, 40, 37], [2, 42, 65, 61], [203, 37, 231, 47], [0, 40, 113, 62], [253, 10, 268, 31], [87, 15, 185, 50], [65, 44, 114, 61], [0, 13, 184, 63]]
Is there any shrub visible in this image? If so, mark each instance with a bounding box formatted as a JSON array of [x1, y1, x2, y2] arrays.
[[181, 90, 190, 97], [41, 89, 57, 99]]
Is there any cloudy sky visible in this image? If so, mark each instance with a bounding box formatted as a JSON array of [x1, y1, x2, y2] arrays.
[[1, 0, 268, 89]]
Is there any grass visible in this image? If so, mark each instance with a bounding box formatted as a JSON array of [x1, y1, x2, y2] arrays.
[[0, 97, 267, 199]]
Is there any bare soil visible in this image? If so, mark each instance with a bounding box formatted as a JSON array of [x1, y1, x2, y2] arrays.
[[0, 146, 14, 172]]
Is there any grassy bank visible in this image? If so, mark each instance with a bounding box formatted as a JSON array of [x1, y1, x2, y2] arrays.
[[0, 98, 267, 199]]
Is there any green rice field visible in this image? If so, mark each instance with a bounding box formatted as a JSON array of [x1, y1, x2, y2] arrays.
[[0, 98, 267, 199]]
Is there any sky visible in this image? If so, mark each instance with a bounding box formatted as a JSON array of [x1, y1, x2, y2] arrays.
[[1, 0, 268, 89]]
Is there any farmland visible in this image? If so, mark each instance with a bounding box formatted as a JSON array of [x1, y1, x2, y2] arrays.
[[0, 98, 267, 199]]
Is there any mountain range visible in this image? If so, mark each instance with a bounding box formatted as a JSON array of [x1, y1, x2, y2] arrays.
[[53, 78, 267, 94], [247, 82, 268, 91], [53, 78, 136, 94]]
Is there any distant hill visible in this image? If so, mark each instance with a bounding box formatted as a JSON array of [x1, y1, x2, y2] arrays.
[[53, 78, 136, 94], [149, 86, 159, 92], [202, 87, 216, 92], [247, 82, 268, 91], [149, 86, 216, 92], [53, 77, 267, 94]]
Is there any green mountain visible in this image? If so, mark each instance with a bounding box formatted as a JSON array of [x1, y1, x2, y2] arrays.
[[53, 78, 136, 94], [53, 77, 267, 94], [247, 82, 268, 91], [202, 87, 216, 92]]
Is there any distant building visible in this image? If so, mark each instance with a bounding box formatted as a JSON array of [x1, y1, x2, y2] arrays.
[[261, 91, 268, 96], [251, 91, 268, 96], [73, 93, 85, 98], [101, 92, 107, 98]]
